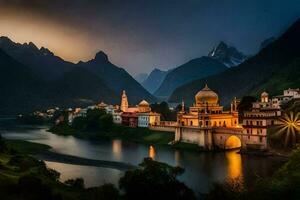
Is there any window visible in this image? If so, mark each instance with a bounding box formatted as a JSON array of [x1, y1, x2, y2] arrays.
[[190, 121, 193, 126], [259, 137, 263, 143]]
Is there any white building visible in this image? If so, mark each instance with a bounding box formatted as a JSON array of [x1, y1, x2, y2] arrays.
[[138, 112, 150, 127], [272, 88, 300, 108], [113, 111, 123, 124]]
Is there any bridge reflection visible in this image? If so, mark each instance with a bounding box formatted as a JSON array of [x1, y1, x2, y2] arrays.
[[149, 145, 156, 160], [225, 150, 244, 187]]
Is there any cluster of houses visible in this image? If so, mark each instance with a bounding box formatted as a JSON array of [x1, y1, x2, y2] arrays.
[[27, 86, 299, 150], [65, 90, 161, 128], [242, 88, 300, 148]]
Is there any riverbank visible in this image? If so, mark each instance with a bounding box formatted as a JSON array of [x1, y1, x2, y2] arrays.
[[49, 123, 175, 146]]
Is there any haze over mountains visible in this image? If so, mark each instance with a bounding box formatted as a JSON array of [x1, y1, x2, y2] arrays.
[[169, 18, 300, 106], [142, 68, 169, 94], [0, 37, 155, 114]]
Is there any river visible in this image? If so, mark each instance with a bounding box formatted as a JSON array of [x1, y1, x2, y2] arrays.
[[0, 120, 283, 197]]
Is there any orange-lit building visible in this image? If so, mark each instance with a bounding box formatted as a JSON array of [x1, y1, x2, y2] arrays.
[[121, 112, 138, 128], [177, 84, 239, 128]]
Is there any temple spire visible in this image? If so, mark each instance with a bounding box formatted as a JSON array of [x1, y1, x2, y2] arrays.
[[181, 99, 185, 112], [121, 90, 128, 112]]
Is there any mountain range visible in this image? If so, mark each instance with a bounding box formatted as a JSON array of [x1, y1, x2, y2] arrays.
[[169, 18, 300, 106], [0, 37, 155, 114], [134, 73, 148, 83], [142, 41, 246, 98], [154, 56, 228, 99], [142, 68, 169, 94]]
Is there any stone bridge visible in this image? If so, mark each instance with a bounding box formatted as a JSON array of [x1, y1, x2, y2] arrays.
[[174, 126, 267, 150], [150, 122, 267, 150]]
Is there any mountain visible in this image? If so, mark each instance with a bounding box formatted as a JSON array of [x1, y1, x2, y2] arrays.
[[134, 73, 148, 83], [208, 41, 247, 67], [154, 57, 227, 99], [169, 18, 300, 106], [53, 67, 118, 106], [0, 36, 156, 113], [142, 68, 169, 94], [260, 37, 276, 50], [0, 48, 49, 114], [0, 47, 119, 114], [77, 51, 156, 104], [0, 36, 74, 80]]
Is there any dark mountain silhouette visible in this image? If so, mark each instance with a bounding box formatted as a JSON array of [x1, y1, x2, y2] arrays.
[[0, 37, 156, 114], [259, 37, 276, 50], [0, 47, 118, 114], [0, 36, 74, 80], [77, 51, 156, 104], [0, 48, 49, 114], [169, 18, 300, 106], [154, 57, 227, 99], [142, 68, 169, 94]]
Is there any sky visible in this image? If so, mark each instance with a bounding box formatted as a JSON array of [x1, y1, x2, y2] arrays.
[[0, 0, 299, 76]]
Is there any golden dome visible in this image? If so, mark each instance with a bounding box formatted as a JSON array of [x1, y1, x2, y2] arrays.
[[139, 100, 149, 106], [261, 91, 269, 97], [195, 84, 218, 104]]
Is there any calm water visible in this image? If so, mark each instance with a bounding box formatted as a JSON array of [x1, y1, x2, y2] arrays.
[[0, 119, 283, 197]]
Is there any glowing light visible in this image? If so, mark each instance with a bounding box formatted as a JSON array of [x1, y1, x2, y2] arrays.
[[225, 136, 242, 150], [149, 145, 156, 160], [112, 140, 122, 160], [276, 112, 300, 147], [225, 151, 243, 183]]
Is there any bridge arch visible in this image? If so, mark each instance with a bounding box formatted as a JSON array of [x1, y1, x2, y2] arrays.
[[225, 135, 242, 150]]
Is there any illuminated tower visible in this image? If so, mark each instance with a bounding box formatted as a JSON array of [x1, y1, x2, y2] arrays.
[[261, 91, 269, 103], [121, 90, 129, 112]]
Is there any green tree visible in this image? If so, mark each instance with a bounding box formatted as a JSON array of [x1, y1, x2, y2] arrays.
[[237, 96, 257, 120], [151, 102, 177, 121], [0, 134, 7, 152], [119, 157, 196, 200]]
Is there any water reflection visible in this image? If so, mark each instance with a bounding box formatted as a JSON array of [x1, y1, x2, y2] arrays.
[[1, 122, 282, 196], [174, 150, 182, 166], [45, 161, 123, 187], [112, 140, 122, 160], [149, 145, 156, 160], [225, 150, 244, 187]]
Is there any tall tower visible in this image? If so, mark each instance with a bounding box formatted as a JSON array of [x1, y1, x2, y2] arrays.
[[261, 92, 269, 103], [121, 90, 128, 112]]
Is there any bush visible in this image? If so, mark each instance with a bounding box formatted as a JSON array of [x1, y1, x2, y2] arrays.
[[8, 155, 42, 171], [0, 134, 7, 152], [85, 184, 121, 200], [119, 157, 196, 200], [64, 178, 85, 189]]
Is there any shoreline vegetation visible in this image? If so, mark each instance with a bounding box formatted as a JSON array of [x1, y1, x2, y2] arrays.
[[0, 136, 197, 200], [48, 122, 211, 152], [1, 136, 300, 199]]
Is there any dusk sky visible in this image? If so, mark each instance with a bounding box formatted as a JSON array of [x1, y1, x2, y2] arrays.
[[0, 0, 300, 75]]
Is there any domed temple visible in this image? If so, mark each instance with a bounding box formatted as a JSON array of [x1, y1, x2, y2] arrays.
[[177, 84, 239, 128], [170, 84, 248, 150]]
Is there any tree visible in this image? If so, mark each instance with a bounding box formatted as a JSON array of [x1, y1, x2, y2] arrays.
[[237, 96, 257, 120], [0, 134, 7, 152], [151, 102, 177, 121], [64, 178, 85, 189], [119, 157, 196, 200]]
